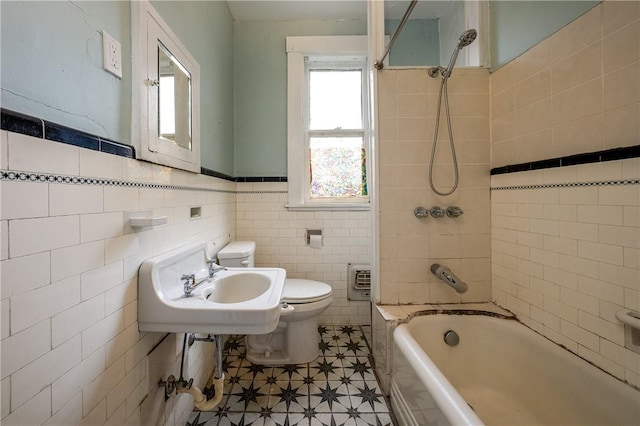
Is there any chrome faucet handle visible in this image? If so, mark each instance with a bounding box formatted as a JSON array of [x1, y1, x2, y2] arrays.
[[181, 274, 196, 295], [430, 206, 446, 218], [414, 207, 429, 218], [446, 206, 464, 218], [206, 259, 227, 277]]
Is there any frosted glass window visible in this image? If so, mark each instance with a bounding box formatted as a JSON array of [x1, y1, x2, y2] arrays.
[[310, 137, 367, 198], [309, 70, 362, 130]]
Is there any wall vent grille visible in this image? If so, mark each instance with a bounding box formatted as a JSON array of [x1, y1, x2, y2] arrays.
[[348, 263, 371, 301]]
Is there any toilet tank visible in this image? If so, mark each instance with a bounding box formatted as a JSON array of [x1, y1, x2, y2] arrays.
[[217, 241, 256, 267]]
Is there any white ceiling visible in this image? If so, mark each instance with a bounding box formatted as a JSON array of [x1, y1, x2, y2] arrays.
[[226, 0, 455, 22]]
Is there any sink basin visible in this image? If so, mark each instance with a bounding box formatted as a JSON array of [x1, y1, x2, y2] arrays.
[[205, 272, 271, 303], [138, 242, 286, 334]]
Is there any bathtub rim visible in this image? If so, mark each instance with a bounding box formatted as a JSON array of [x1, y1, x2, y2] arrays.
[[393, 321, 484, 426], [390, 307, 640, 426], [380, 302, 639, 392]]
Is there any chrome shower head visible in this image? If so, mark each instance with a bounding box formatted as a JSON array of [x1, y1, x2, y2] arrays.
[[442, 28, 477, 78], [457, 29, 477, 48]]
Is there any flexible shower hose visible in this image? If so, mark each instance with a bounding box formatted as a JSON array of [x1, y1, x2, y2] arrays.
[[428, 76, 459, 196]]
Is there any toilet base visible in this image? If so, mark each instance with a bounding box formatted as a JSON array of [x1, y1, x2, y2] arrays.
[[246, 318, 321, 365]]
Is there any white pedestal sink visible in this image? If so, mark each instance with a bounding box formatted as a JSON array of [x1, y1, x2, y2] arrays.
[[138, 242, 286, 334]]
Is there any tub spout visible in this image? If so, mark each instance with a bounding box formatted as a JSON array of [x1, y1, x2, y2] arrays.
[[431, 264, 468, 294]]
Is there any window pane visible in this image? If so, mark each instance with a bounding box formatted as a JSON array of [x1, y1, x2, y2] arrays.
[[309, 70, 362, 130], [310, 137, 366, 198]]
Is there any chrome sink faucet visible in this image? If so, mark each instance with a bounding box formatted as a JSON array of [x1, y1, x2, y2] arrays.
[[181, 273, 214, 298], [207, 259, 227, 278], [181, 274, 200, 298]]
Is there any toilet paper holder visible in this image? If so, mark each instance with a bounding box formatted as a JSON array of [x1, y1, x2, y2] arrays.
[[306, 229, 322, 246]]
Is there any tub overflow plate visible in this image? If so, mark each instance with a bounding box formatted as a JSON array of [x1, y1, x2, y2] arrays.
[[444, 330, 460, 346]]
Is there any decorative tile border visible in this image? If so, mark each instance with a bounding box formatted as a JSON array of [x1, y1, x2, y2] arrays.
[[491, 178, 640, 191], [0, 169, 288, 195], [0, 170, 227, 193]]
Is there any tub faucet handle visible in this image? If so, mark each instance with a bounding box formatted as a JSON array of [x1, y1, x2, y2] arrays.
[[430, 206, 446, 218], [446, 206, 464, 218], [414, 207, 429, 218]]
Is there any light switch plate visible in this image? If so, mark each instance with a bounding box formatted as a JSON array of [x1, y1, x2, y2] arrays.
[[102, 30, 122, 78]]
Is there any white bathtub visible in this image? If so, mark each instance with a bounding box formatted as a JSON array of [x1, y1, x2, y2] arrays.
[[391, 311, 640, 426]]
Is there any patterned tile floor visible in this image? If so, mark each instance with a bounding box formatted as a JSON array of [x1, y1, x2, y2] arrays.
[[187, 325, 394, 426]]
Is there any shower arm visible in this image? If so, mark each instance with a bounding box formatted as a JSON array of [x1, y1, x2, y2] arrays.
[[374, 0, 418, 70]]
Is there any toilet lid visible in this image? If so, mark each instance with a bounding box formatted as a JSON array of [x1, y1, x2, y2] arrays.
[[283, 279, 332, 304]]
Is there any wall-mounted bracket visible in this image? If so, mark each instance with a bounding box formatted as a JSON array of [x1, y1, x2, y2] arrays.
[[125, 210, 168, 227], [616, 310, 640, 354]]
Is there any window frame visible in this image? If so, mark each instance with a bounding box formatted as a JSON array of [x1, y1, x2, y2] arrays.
[[286, 36, 370, 211]]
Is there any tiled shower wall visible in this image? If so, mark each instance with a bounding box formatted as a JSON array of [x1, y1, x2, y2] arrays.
[[235, 182, 372, 325], [490, 0, 640, 386], [377, 68, 492, 304], [0, 130, 236, 425], [491, 162, 639, 386], [491, 1, 639, 166]]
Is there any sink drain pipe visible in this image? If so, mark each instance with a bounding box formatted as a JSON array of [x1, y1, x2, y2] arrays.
[[175, 334, 225, 411]]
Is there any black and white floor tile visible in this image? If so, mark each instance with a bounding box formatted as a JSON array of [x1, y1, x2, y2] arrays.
[[187, 325, 394, 426]]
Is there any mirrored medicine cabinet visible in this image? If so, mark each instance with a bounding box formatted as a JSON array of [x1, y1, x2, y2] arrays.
[[132, 0, 201, 172]]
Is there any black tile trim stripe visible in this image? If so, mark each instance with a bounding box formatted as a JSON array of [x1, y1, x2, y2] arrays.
[[2, 108, 286, 183], [491, 178, 640, 191], [200, 167, 235, 181], [235, 176, 288, 183], [491, 145, 640, 175], [199, 168, 287, 183]]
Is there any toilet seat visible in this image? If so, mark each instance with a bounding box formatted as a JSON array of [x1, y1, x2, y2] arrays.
[[283, 279, 332, 304]]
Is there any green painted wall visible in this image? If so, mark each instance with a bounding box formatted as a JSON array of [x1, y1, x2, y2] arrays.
[[151, 1, 234, 174], [233, 19, 367, 177], [1, 1, 131, 143], [2, 1, 604, 176], [0, 0, 235, 174], [385, 19, 440, 67], [490, 0, 600, 70]]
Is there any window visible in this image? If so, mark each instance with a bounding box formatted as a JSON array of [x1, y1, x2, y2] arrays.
[[286, 36, 370, 210]]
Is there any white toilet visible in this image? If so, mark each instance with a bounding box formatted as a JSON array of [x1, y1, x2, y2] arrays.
[[217, 241, 333, 365]]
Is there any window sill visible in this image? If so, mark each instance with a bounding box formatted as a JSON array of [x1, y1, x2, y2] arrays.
[[285, 203, 370, 212]]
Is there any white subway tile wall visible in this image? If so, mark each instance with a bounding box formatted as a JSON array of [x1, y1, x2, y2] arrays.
[[377, 68, 492, 304], [491, 164, 640, 386], [235, 183, 372, 325], [0, 131, 236, 425]]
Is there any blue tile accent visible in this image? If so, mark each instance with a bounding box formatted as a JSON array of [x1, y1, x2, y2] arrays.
[[100, 138, 134, 158], [1, 108, 44, 138], [44, 121, 100, 150], [1, 108, 138, 159]]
